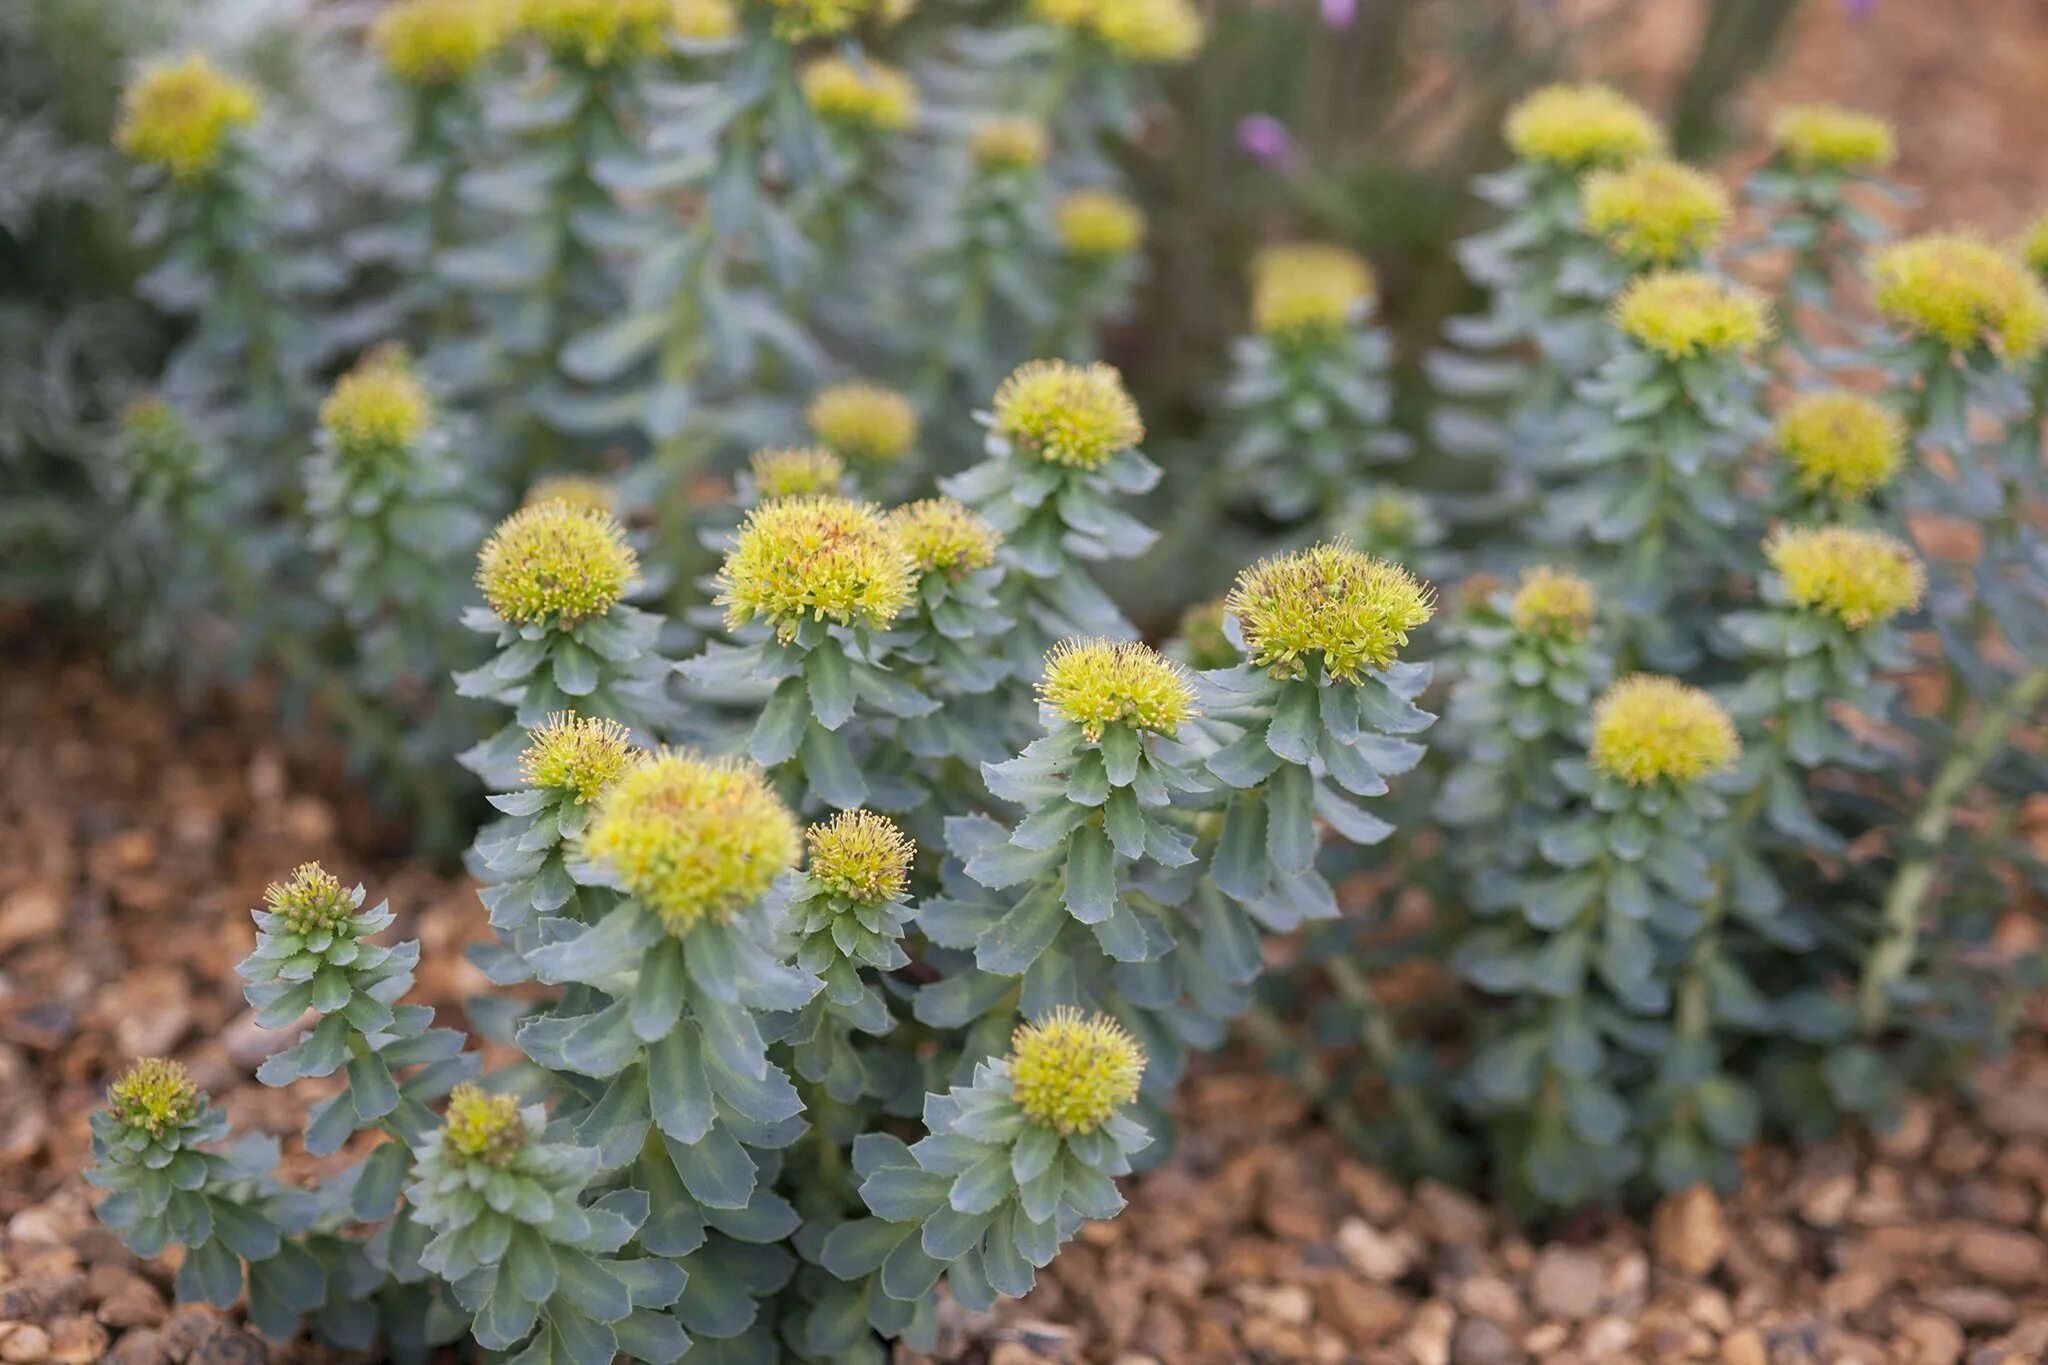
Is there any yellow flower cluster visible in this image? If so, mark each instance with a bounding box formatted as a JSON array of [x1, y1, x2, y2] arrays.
[[107, 1059, 203, 1138], [1009, 1007, 1145, 1135], [1580, 159, 1730, 264], [1871, 232, 2048, 359], [523, 474, 617, 516], [763, 0, 882, 40], [969, 117, 1050, 173], [1588, 675, 1738, 787], [114, 54, 260, 181], [672, 0, 740, 40], [807, 809, 915, 904], [264, 863, 357, 937], [1226, 542, 1435, 684], [717, 495, 916, 639], [519, 712, 638, 803], [1612, 270, 1772, 360], [1502, 83, 1663, 171], [517, 0, 677, 64], [1773, 391, 1904, 502], [1766, 525, 1924, 630], [800, 56, 917, 132], [1055, 189, 1146, 260], [475, 504, 639, 627], [1250, 243, 1376, 341], [1030, 0, 1203, 63], [580, 751, 800, 934], [990, 360, 1144, 470], [319, 350, 431, 459], [1769, 104, 1895, 173], [807, 382, 918, 464], [372, 0, 510, 85], [886, 498, 1001, 578], [1508, 566, 1596, 640], [1038, 638, 1198, 741], [749, 446, 845, 500], [440, 1083, 526, 1168], [2023, 214, 2048, 281]]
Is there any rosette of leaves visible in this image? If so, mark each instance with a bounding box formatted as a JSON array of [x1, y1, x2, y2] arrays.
[[814, 1011, 1149, 1349], [1223, 244, 1410, 524], [407, 1086, 688, 1362], [88, 1060, 328, 1338], [942, 360, 1156, 673]]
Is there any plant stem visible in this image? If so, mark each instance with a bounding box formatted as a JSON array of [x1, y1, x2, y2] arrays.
[[1859, 665, 2048, 1033], [1323, 955, 1446, 1160]]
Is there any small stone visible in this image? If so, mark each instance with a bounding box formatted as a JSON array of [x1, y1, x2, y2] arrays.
[[1450, 1317, 1522, 1365], [1579, 1315, 1635, 1361], [0, 886, 62, 952], [1456, 1276, 1522, 1324], [1875, 1099, 1935, 1160], [1797, 1172, 1856, 1227], [89, 1270, 162, 1330], [1336, 1218, 1416, 1282], [0, 1326, 50, 1363], [1822, 1268, 1885, 1315], [1652, 1186, 1728, 1276], [1415, 1182, 1491, 1245], [1316, 1278, 1410, 1342], [1953, 1181, 2035, 1227], [1521, 1324, 1568, 1353], [0, 1275, 86, 1324], [1979, 1088, 2048, 1140], [1528, 1246, 1603, 1321], [42, 1318, 105, 1365], [1919, 1285, 2016, 1330], [1895, 1309, 1964, 1365], [1953, 1227, 2048, 1286], [104, 1329, 171, 1365], [1721, 1327, 1767, 1365], [1401, 1300, 1455, 1365]]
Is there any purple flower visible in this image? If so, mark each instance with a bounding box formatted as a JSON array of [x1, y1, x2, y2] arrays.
[[1236, 114, 1294, 166], [1320, 0, 1357, 29]]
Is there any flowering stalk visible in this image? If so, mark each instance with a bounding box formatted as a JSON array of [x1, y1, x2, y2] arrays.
[[885, 498, 1017, 770], [1745, 104, 1899, 353]]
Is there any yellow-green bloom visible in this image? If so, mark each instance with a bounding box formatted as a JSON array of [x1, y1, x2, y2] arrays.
[[520, 712, 638, 803], [990, 359, 1144, 470], [748, 446, 845, 500], [114, 53, 260, 181], [1090, 0, 1203, 63], [1038, 638, 1197, 741], [1770, 104, 1895, 173], [672, 0, 739, 40], [1502, 83, 1663, 171], [1055, 189, 1145, 260], [1612, 270, 1772, 360], [806, 382, 918, 464], [2021, 214, 2048, 281], [1226, 542, 1435, 684], [517, 0, 677, 64], [807, 809, 914, 904], [717, 495, 916, 639], [106, 1059, 204, 1138], [1176, 597, 1237, 670], [1766, 525, 1924, 630], [969, 116, 1049, 173], [320, 349, 431, 460], [763, 0, 877, 40], [800, 55, 915, 131], [264, 863, 357, 937], [523, 474, 617, 515], [1008, 1007, 1145, 1135], [1588, 674, 1738, 787], [1580, 159, 1729, 264], [887, 498, 1001, 579], [1250, 243, 1376, 341], [440, 1083, 525, 1168], [372, 0, 510, 85], [1508, 566, 1596, 640], [1774, 391, 1904, 503], [580, 751, 800, 934], [475, 503, 638, 627], [1870, 232, 2048, 359]]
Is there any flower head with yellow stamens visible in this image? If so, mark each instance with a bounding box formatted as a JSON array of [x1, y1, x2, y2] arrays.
[[1008, 1008, 1145, 1135], [1250, 243, 1376, 341], [807, 383, 918, 464], [1612, 270, 1772, 360], [990, 360, 1144, 470], [1770, 104, 1895, 173], [887, 498, 1001, 579], [372, 0, 510, 85], [520, 713, 638, 803], [264, 863, 358, 938], [748, 446, 845, 500], [580, 751, 800, 934], [764, 0, 875, 40], [807, 810, 914, 905], [969, 116, 1050, 173], [1508, 566, 1596, 641], [1871, 232, 2048, 359], [1038, 638, 1197, 741], [1502, 83, 1663, 171], [523, 474, 616, 516], [1090, 0, 1203, 63], [1581, 159, 1729, 264], [1588, 675, 1739, 787], [440, 1084, 526, 1168], [1055, 189, 1145, 260], [1766, 525, 1924, 630], [476, 504, 638, 627], [517, 0, 677, 64], [800, 55, 916, 132], [717, 495, 915, 640], [320, 351, 431, 461], [114, 54, 260, 181], [1774, 391, 1904, 503], [1226, 542, 1435, 684], [107, 1059, 204, 1139], [672, 0, 739, 40]]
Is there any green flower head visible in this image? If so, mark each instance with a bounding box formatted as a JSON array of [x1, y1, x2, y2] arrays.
[[1503, 82, 1663, 171], [807, 382, 918, 464], [1588, 674, 1739, 787], [263, 863, 358, 938], [106, 1058, 204, 1139], [1774, 391, 1905, 503], [440, 1083, 526, 1168], [807, 809, 915, 905], [1770, 103, 1895, 173], [717, 495, 916, 639], [887, 498, 1001, 580], [1038, 638, 1198, 741], [748, 446, 846, 501], [320, 348, 431, 461], [1508, 566, 1596, 641], [1226, 542, 1435, 683], [520, 712, 638, 803], [115, 53, 260, 181], [1612, 270, 1772, 360], [1871, 232, 2048, 359], [475, 503, 638, 627], [1581, 159, 1729, 264], [1766, 525, 1924, 630], [1008, 1007, 1145, 1135], [990, 360, 1144, 470]]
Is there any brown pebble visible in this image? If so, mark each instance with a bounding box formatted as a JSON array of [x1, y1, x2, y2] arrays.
[[1528, 1245, 1604, 1321], [1652, 1186, 1728, 1277], [41, 1317, 104, 1365], [0, 1275, 85, 1325], [0, 1325, 50, 1364], [1953, 1226, 2048, 1286], [1721, 1327, 1767, 1365]]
